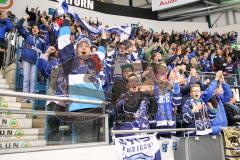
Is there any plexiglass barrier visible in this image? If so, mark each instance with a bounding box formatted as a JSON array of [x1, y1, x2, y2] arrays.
[[0, 91, 109, 154]]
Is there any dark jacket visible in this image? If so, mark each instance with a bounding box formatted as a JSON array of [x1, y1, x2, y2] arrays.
[[224, 103, 240, 126], [213, 56, 224, 71], [25, 7, 36, 24]]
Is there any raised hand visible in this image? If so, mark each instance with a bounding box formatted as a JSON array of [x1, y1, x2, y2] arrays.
[[23, 15, 30, 20], [215, 70, 223, 81]]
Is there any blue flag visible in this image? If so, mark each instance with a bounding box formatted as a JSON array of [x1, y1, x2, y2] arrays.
[[68, 74, 105, 111]]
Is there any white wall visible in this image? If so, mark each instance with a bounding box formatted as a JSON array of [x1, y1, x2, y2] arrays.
[[8, 0, 209, 33], [0, 145, 120, 160]]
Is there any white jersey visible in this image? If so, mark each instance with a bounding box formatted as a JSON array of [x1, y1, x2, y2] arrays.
[[159, 138, 175, 160]]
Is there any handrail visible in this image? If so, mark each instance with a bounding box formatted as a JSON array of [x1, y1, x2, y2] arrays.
[[0, 90, 109, 105], [111, 128, 196, 135], [199, 72, 238, 76], [0, 109, 106, 117]]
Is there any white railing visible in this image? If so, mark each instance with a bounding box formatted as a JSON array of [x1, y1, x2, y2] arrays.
[[0, 90, 109, 105], [111, 128, 196, 135]]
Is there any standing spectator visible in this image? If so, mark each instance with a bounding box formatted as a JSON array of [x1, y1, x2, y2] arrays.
[[6, 11, 16, 24], [16, 15, 46, 103], [202, 71, 232, 134], [201, 52, 212, 72], [183, 84, 217, 135], [0, 11, 13, 70], [224, 90, 240, 126], [115, 73, 152, 136], [228, 31, 238, 44], [25, 6, 38, 26], [213, 49, 225, 71], [233, 46, 240, 62], [151, 70, 181, 132], [225, 57, 236, 74]]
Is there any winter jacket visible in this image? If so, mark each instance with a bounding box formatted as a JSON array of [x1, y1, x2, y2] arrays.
[[0, 18, 13, 40], [16, 18, 46, 64], [224, 103, 240, 126], [202, 80, 232, 134], [116, 93, 150, 130], [213, 56, 224, 71], [182, 98, 217, 135]]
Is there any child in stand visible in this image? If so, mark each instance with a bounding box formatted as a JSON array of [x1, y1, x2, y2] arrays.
[[183, 84, 217, 135]]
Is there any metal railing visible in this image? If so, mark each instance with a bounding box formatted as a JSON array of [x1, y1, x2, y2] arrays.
[[0, 90, 109, 106], [4, 32, 20, 67], [200, 72, 238, 86]]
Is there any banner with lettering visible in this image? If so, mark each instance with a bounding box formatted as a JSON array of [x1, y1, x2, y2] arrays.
[[115, 134, 161, 160], [152, 0, 200, 11], [223, 127, 240, 160]]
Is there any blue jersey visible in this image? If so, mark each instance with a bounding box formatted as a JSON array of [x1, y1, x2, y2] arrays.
[[201, 58, 212, 72], [153, 82, 181, 127]]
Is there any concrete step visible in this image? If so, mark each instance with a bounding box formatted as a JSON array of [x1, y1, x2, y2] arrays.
[[0, 102, 33, 110], [1, 96, 17, 103], [9, 83, 14, 90], [21, 103, 33, 109], [0, 84, 9, 89], [0, 140, 46, 149], [0, 135, 44, 141], [0, 113, 27, 119], [0, 118, 32, 128], [0, 78, 7, 84], [32, 119, 45, 128], [0, 128, 44, 136], [0, 88, 11, 91], [27, 114, 46, 119], [0, 102, 22, 110]]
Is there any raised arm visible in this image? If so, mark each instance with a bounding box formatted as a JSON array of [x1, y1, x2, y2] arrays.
[[15, 16, 30, 39]]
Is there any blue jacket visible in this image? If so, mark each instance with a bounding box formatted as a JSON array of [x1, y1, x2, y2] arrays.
[[38, 57, 58, 79], [16, 18, 46, 64], [202, 80, 232, 134], [201, 58, 212, 72], [0, 18, 13, 40]]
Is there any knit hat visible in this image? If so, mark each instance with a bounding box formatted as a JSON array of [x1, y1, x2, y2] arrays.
[[78, 37, 91, 47]]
